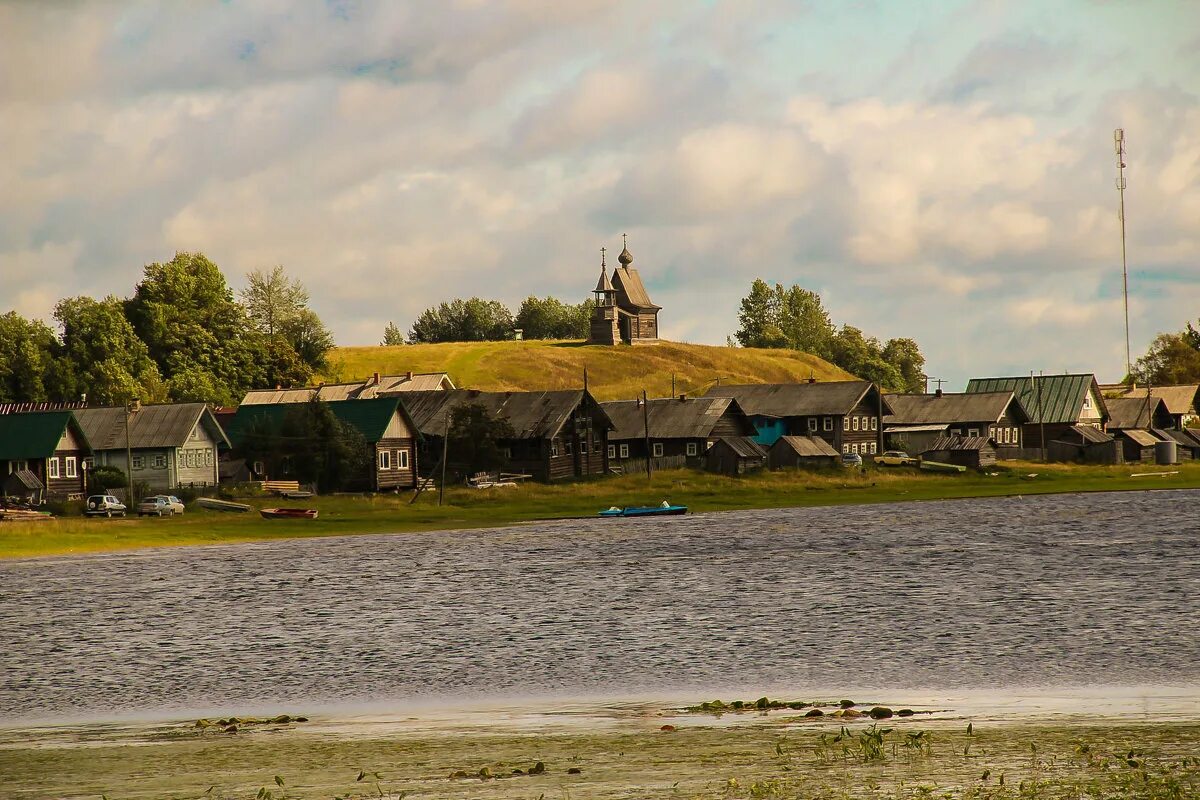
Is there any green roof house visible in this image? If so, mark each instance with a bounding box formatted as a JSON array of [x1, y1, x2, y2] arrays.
[[965, 374, 1108, 451], [0, 411, 92, 502]]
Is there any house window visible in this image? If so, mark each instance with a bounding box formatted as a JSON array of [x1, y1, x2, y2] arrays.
[[48, 457, 60, 479], [205, 449, 213, 466], [378, 450, 392, 470], [968, 428, 979, 437], [65, 457, 77, 478], [652, 442, 664, 457], [1002, 428, 1010, 444], [153, 454, 167, 469], [253, 461, 265, 476], [823, 417, 833, 431], [132, 455, 145, 470], [1083, 395, 1092, 410], [807, 417, 818, 432], [580, 441, 588, 455], [843, 444, 850, 453], [551, 440, 560, 457], [686, 442, 698, 457], [398, 450, 409, 469], [869, 442, 877, 455], [619, 443, 630, 458], [565, 441, 573, 455], [852, 416, 860, 431], [870, 417, 878, 431], [843, 417, 849, 431], [607, 444, 616, 459]]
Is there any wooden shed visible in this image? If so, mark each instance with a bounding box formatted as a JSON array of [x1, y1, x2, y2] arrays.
[[1046, 425, 1122, 465], [3, 469, 45, 505], [705, 437, 766, 476], [767, 435, 839, 470], [1116, 428, 1158, 463], [920, 435, 998, 469]]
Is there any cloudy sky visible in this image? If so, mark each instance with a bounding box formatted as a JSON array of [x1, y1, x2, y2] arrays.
[[3, 1, 1198, 387]]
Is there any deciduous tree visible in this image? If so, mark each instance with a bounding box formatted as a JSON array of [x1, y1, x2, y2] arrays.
[[408, 298, 514, 343], [54, 296, 165, 404]]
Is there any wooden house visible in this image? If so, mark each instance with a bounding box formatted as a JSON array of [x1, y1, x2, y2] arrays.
[[226, 397, 418, 491], [402, 389, 612, 482], [75, 403, 229, 491], [0, 411, 91, 501], [241, 371, 455, 405], [599, 395, 754, 471], [1116, 429, 1158, 463], [767, 435, 840, 470], [588, 237, 661, 345], [1103, 396, 1173, 463], [705, 436, 767, 476], [1047, 425, 1122, 465], [1109, 384, 1199, 429], [965, 374, 1108, 451], [920, 435, 998, 469], [884, 389, 1029, 459], [704, 380, 890, 461]]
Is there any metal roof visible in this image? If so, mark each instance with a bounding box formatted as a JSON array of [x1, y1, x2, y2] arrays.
[[611, 267, 661, 310], [705, 381, 890, 417], [240, 373, 454, 405], [924, 435, 995, 452], [74, 404, 229, 451], [226, 398, 409, 446], [600, 397, 746, 441], [1104, 397, 1167, 430], [402, 389, 612, 440], [714, 436, 767, 458], [964, 374, 1106, 425], [0, 401, 88, 415], [771, 435, 839, 457], [885, 423, 950, 433], [1113, 385, 1199, 416], [884, 391, 1027, 425], [0, 411, 88, 460]]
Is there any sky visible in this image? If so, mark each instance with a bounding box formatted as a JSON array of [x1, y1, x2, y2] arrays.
[[2, 0, 1199, 389]]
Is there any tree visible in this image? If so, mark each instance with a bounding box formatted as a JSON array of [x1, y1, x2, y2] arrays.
[[446, 402, 516, 478], [54, 296, 165, 405], [382, 321, 405, 346], [0, 312, 60, 402], [126, 251, 261, 405], [734, 279, 778, 348], [279, 400, 369, 492], [1132, 332, 1200, 385], [882, 337, 926, 393], [734, 280, 833, 355], [408, 298, 514, 343], [515, 296, 593, 339], [829, 325, 902, 390], [241, 266, 334, 373]]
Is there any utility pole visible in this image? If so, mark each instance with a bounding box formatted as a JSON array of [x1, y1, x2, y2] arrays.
[[1115, 128, 1131, 378], [124, 398, 139, 503], [438, 413, 449, 506], [642, 389, 652, 481]]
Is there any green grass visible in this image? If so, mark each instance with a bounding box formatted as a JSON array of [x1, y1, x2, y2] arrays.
[[1, 707, 1196, 799], [3, 461, 1199, 560], [321, 339, 854, 401]]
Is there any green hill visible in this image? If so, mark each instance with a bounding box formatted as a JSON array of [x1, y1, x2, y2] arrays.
[[322, 340, 854, 402]]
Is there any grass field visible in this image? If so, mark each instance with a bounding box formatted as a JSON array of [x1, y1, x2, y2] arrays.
[[3, 461, 1198, 560], [321, 339, 854, 401], [2, 704, 1196, 799]]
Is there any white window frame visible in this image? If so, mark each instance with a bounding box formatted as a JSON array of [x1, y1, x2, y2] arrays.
[[205, 449, 213, 466], [852, 416, 860, 431], [607, 444, 616, 459], [870, 417, 878, 431], [686, 442, 698, 457], [843, 443, 850, 453], [843, 417, 849, 431], [807, 417, 818, 432], [253, 460, 265, 476], [65, 457, 77, 478], [153, 454, 167, 469], [823, 417, 833, 431], [968, 428, 979, 437], [48, 457, 60, 479], [580, 441, 588, 455], [132, 455, 145, 470], [551, 440, 560, 457], [378, 450, 392, 470], [869, 442, 877, 455], [565, 440, 573, 455], [652, 442, 664, 458], [619, 443, 630, 458], [398, 450, 409, 469]]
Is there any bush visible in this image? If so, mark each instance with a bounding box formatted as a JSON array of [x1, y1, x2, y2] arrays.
[[45, 499, 84, 517], [88, 465, 126, 493]]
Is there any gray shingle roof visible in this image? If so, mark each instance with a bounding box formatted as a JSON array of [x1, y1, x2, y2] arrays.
[[402, 389, 611, 440], [705, 381, 890, 417], [772, 435, 839, 458], [965, 374, 1106, 425], [924, 435, 995, 452], [884, 391, 1026, 426], [1121, 429, 1159, 447], [1113, 385, 1199, 416], [715, 436, 766, 458], [600, 397, 746, 441], [75, 404, 229, 451], [612, 266, 660, 310], [1066, 424, 1113, 444], [1105, 397, 1166, 430]]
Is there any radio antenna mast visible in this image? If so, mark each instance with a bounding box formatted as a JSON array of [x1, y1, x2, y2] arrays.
[[1115, 128, 1131, 379]]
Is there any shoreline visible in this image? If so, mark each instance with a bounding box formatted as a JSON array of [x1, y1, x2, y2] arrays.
[[3, 462, 1200, 560]]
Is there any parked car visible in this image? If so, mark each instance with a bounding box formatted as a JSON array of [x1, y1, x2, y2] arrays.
[[138, 495, 185, 516], [85, 495, 127, 517], [876, 450, 918, 467], [840, 452, 863, 468]]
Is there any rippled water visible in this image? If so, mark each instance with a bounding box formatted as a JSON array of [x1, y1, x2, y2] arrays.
[[2, 490, 1198, 723]]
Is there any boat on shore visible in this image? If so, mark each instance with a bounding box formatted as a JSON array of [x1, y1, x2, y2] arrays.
[[260, 507, 319, 520], [919, 460, 967, 474], [598, 502, 687, 518], [196, 497, 252, 513]]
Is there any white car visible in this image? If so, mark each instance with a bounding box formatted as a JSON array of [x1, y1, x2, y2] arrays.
[[85, 495, 127, 517], [137, 495, 185, 516]]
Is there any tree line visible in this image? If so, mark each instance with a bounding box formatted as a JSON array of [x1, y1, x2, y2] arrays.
[[383, 296, 594, 344], [734, 279, 926, 392], [0, 252, 333, 407], [1131, 320, 1200, 384]]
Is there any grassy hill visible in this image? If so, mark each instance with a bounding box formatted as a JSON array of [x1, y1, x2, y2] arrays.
[[322, 340, 854, 401]]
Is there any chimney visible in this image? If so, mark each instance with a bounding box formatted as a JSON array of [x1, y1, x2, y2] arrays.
[[406, 370, 414, 380], [372, 371, 380, 386], [935, 388, 943, 398]]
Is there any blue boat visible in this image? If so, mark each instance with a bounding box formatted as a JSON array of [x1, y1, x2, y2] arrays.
[[598, 502, 687, 518]]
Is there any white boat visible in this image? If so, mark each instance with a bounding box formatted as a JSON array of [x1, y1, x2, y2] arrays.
[[196, 497, 252, 513]]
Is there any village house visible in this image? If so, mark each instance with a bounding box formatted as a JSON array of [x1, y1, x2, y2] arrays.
[[1102, 396, 1172, 463], [240, 371, 455, 405], [1155, 427, 1200, 461], [588, 236, 661, 345], [920, 435, 998, 470], [599, 395, 755, 471], [705, 437, 767, 476], [965, 374, 1108, 451], [766, 435, 840, 470], [704, 381, 891, 461], [225, 397, 418, 491], [0, 410, 91, 502], [883, 389, 1030, 459], [402, 389, 612, 482], [75, 403, 229, 491], [1108, 384, 1199, 429]]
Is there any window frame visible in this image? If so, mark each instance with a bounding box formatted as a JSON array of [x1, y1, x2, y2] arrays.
[[551, 440, 560, 457], [686, 442, 698, 457], [65, 457, 77, 478], [619, 443, 630, 458], [870, 417, 878, 431], [48, 457, 60, 479], [842, 443, 850, 453], [153, 454, 167, 469], [843, 417, 849, 431], [869, 442, 877, 455], [807, 417, 818, 432], [852, 416, 860, 431], [132, 455, 145, 470], [398, 450, 409, 469], [607, 444, 616, 459], [652, 442, 664, 458], [378, 450, 392, 470], [823, 417, 833, 431]]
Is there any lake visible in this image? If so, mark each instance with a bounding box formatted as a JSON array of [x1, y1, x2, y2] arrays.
[[1, 490, 1197, 724]]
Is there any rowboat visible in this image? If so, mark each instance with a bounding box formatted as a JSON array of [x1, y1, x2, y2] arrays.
[[196, 497, 252, 513], [598, 503, 687, 518], [260, 507, 319, 520], [919, 460, 967, 474]]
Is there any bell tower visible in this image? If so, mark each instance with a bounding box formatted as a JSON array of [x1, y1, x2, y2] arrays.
[[588, 247, 620, 345]]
